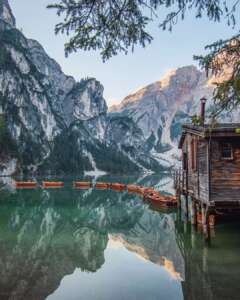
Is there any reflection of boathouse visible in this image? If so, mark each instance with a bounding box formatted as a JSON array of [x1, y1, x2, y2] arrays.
[[175, 98, 240, 226], [175, 218, 240, 300]]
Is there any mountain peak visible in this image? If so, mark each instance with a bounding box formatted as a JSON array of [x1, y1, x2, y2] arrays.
[[110, 65, 202, 112], [0, 0, 16, 27]]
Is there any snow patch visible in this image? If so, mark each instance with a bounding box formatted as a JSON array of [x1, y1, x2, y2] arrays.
[[84, 151, 107, 178], [151, 146, 181, 169]]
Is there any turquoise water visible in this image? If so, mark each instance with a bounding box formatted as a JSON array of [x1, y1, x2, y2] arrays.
[[0, 174, 240, 300]]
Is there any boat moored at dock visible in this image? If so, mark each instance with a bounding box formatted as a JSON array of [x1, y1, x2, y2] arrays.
[[73, 181, 92, 189], [111, 183, 126, 191], [15, 181, 37, 189], [42, 181, 64, 188], [95, 182, 110, 189]]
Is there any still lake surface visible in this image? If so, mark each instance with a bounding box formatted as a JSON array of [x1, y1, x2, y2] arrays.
[[0, 174, 240, 300]]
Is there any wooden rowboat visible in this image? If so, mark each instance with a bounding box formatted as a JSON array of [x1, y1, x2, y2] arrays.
[[143, 188, 158, 196], [144, 190, 161, 198], [15, 181, 37, 188], [127, 185, 143, 193], [42, 181, 64, 188], [73, 181, 91, 189], [145, 193, 178, 208], [111, 183, 126, 191], [95, 182, 110, 189], [134, 186, 145, 195]]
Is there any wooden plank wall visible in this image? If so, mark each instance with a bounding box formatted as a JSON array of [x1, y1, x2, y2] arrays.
[[198, 140, 209, 203], [182, 138, 188, 192], [211, 139, 240, 202], [183, 135, 209, 203], [186, 135, 198, 197]]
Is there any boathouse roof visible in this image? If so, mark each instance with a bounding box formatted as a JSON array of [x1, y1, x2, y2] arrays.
[[178, 123, 240, 149]]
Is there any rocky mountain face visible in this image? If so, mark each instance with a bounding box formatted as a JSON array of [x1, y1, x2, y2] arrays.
[[0, 0, 15, 27], [1, 0, 239, 176], [0, 0, 149, 176], [110, 67, 213, 167], [110, 66, 240, 168]]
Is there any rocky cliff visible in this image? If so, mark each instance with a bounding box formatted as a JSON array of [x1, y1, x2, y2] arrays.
[[1, 0, 239, 176], [0, 0, 148, 176], [110, 66, 239, 168], [110, 67, 210, 167], [0, 0, 15, 27]]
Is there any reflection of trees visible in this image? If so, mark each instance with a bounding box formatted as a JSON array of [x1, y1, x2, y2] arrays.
[[0, 182, 185, 300], [5, 177, 240, 300], [1, 178, 239, 300], [0, 187, 146, 300], [0, 199, 108, 299]]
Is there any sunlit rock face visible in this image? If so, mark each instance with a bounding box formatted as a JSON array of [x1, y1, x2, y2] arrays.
[[110, 65, 240, 168], [110, 66, 214, 168]]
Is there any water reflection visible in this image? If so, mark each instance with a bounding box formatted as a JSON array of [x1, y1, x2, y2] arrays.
[[0, 175, 239, 300], [176, 219, 240, 300]]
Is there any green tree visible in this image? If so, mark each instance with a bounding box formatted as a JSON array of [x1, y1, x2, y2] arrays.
[[195, 36, 240, 115], [48, 0, 240, 113]]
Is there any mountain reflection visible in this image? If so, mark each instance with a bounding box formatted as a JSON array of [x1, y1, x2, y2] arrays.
[[0, 175, 239, 300], [0, 177, 182, 300]]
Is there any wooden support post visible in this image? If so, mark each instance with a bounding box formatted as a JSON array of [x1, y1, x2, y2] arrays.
[[191, 199, 197, 225], [184, 217, 188, 233], [201, 204, 210, 243], [177, 191, 181, 211], [191, 223, 196, 248], [185, 194, 189, 220], [201, 204, 206, 226]]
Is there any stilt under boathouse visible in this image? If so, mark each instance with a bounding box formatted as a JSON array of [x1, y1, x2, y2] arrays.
[[175, 97, 240, 231]]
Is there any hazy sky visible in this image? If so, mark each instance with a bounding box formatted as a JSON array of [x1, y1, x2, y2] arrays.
[[9, 0, 236, 106]]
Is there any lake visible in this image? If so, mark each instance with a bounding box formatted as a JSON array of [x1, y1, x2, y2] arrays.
[[0, 174, 240, 300]]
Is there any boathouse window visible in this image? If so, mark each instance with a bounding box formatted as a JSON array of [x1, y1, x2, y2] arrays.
[[221, 143, 233, 159], [191, 139, 197, 171]]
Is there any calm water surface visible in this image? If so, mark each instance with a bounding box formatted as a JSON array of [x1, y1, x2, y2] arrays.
[[0, 174, 240, 300]]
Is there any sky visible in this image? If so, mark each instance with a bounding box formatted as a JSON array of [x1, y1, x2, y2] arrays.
[[9, 0, 237, 106]]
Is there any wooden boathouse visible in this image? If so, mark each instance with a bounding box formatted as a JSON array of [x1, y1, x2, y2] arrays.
[[175, 98, 240, 229]]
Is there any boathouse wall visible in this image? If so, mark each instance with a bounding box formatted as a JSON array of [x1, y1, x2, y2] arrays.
[[182, 134, 209, 204], [198, 139, 209, 203], [210, 139, 240, 203]]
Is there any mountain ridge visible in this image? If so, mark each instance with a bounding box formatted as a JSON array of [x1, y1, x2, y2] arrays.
[[1, 0, 239, 176], [0, 0, 164, 175]]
